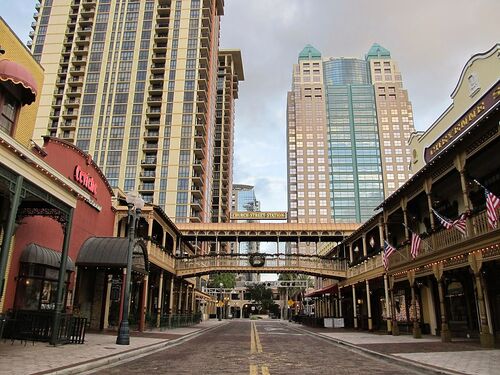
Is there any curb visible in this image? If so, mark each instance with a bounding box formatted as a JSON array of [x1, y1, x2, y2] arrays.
[[40, 322, 228, 375], [285, 323, 464, 375]]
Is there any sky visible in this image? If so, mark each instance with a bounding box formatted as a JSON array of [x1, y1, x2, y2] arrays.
[[3, 0, 500, 215]]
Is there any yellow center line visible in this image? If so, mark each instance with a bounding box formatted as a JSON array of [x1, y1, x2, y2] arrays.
[[249, 364, 258, 375], [261, 365, 270, 375], [250, 321, 256, 353], [254, 322, 263, 353]]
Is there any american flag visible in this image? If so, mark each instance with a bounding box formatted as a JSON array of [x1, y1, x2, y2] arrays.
[[383, 240, 396, 270], [485, 188, 500, 229], [432, 209, 467, 235], [410, 232, 422, 259]]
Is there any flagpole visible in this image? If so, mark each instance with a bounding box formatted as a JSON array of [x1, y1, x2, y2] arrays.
[[401, 222, 433, 252]]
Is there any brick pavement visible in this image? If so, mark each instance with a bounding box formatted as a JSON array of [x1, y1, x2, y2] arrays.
[[291, 323, 500, 375], [0, 320, 224, 375], [2, 319, 500, 374]]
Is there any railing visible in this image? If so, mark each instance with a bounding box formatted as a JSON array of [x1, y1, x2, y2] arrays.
[[175, 254, 347, 277], [158, 313, 202, 330], [2, 310, 87, 345], [148, 241, 176, 272], [347, 254, 383, 278], [389, 208, 498, 269]]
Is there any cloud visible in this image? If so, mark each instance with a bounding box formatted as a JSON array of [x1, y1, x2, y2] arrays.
[[221, 0, 500, 211]]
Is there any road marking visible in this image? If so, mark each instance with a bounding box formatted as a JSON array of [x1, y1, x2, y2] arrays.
[[253, 322, 263, 353], [249, 364, 258, 375], [250, 322, 256, 353], [261, 365, 270, 375]]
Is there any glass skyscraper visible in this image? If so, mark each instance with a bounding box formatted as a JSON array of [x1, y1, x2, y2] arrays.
[[323, 58, 384, 222]]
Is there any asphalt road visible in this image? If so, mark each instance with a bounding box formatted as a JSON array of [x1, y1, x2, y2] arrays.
[[93, 320, 423, 374]]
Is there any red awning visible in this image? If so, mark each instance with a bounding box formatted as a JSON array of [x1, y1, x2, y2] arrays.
[[0, 59, 38, 105], [304, 283, 338, 298]]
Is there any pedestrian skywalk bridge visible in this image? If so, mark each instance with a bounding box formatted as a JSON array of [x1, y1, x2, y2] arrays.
[[175, 253, 347, 278]]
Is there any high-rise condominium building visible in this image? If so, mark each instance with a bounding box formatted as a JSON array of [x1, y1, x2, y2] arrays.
[[29, 0, 233, 224], [287, 44, 415, 226], [211, 50, 243, 223]]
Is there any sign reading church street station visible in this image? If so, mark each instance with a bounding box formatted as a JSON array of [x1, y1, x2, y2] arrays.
[[230, 211, 288, 220], [424, 82, 500, 163]]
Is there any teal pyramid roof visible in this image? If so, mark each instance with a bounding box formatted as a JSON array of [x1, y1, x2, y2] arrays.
[[298, 44, 322, 61], [366, 43, 391, 60]]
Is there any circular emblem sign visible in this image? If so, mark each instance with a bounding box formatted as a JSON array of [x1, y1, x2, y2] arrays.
[[249, 254, 265, 267]]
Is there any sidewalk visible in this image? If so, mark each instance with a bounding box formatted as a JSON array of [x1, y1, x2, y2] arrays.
[[289, 323, 500, 375], [0, 320, 225, 375]]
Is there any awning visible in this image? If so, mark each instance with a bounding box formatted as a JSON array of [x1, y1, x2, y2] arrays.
[[304, 283, 338, 298], [76, 237, 149, 274], [0, 59, 38, 105], [20, 243, 75, 271]]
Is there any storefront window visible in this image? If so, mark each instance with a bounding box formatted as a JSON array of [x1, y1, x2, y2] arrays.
[[14, 263, 70, 311]]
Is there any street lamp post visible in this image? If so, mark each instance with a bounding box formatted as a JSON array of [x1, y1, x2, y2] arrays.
[[116, 192, 144, 345]]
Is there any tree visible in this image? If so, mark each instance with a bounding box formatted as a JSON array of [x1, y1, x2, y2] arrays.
[[208, 273, 236, 289], [247, 284, 274, 312]]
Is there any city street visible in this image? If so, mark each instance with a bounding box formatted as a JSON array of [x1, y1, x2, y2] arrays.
[[93, 320, 422, 375]]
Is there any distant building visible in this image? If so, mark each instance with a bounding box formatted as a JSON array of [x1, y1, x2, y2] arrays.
[[287, 43, 416, 230], [231, 184, 260, 282]]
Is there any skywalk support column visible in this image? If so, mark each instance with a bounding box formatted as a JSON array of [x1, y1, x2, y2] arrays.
[[433, 263, 451, 342], [352, 285, 358, 329], [469, 253, 495, 347], [156, 270, 164, 328], [384, 274, 392, 334], [407, 270, 421, 338], [365, 279, 373, 331]]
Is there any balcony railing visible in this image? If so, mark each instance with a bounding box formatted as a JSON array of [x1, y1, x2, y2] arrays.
[[388, 207, 499, 269]]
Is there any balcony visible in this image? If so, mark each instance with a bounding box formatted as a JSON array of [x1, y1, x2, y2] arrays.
[[143, 130, 159, 139], [389, 208, 500, 270], [64, 98, 80, 107], [141, 158, 157, 166], [140, 170, 156, 179]]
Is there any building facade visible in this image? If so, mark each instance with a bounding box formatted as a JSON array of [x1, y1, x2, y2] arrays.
[[29, 0, 227, 224], [231, 184, 260, 274], [366, 43, 415, 196], [211, 50, 243, 223], [308, 45, 500, 348], [287, 44, 415, 229], [0, 17, 44, 147]]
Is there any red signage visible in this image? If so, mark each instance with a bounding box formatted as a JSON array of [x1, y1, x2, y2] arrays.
[[74, 165, 97, 195]]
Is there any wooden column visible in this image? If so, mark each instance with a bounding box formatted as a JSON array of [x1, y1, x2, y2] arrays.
[[407, 270, 421, 338], [365, 279, 373, 331], [178, 281, 183, 313], [389, 275, 399, 336], [469, 253, 495, 347], [352, 285, 358, 329], [139, 275, 148, 332], [432, 263, 451, 342], [401, 197, 409, 241], [384, 274, 392, 334], [362, 235, 367, 257], [424, 178, 435, 230], [338, 288, 343, 318], [169, 277, 175, 313], [349, 244, 353, 263], [156, 270, 164, 328]]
